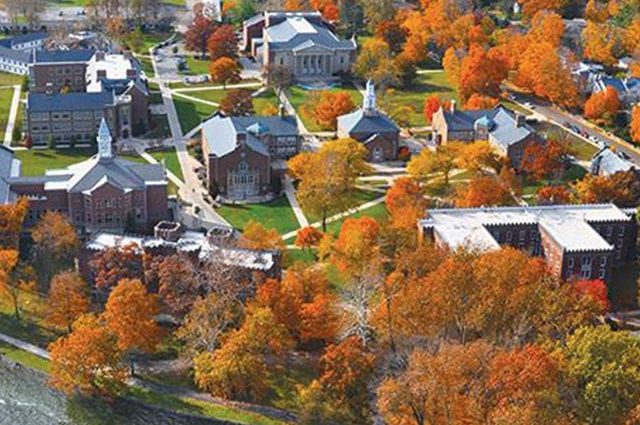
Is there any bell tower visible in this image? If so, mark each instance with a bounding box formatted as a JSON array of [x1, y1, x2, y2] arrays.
[[363, 79, 377, 116], [97, 118, 113, 161]]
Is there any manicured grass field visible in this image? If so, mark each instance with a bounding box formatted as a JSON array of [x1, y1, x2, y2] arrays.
[[216, 196, 299, 235], [139, 31, 174, 53], [184, 88, 280, 114], [15, 148, 96, 176], [149, 148, 184, 181], [169, 79, 261, 89], [185, 56, 211, 75], [0, 87, 14, 141], [322, 201, 389, 237], [384, 71, 458, 127], [138, 56, 155, 78], [302, 188, 382, 224], [0, 71, 22, 86], [531, 121, 600, 161], [173, 96, 217, 133], [0, 341, 50, 372], [285, 84, 362, 132]]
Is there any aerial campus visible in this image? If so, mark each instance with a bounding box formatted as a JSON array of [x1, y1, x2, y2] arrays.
[[3, 0, 640, 424]]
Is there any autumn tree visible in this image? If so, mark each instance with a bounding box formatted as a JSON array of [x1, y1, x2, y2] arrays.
[[31, 211, 79, 288], [464, 93, 498, 110], [407, 143, 460, 187], [193, 306, 294, 401], [385, 177, 426, 230], [521, 139, 567, 182], [46, 271, 90, 333], [561, 326, 640, 425], [519, 0, 564, 19], [458, 44, 509, 102], [313, 90, 356, 129], [536, 185, 572, 205], [0, 249, 21, 318], [288, 139, 371, 231], [574, 279, 609, 312], [238, 220, 285, 251], [361, 0, 395, 31], [49, 314, 127, 396], [0, 197, 28, 249], [209, 57, 241, 89], [176, 292, 244, 354], [573, 170, 640, 206], [262, 64, 292, 98], [89, 243, 144, 294], [295, 226, 323, 254], [423, 95, 449, 122], [207, 24, 237, 61], [315, 336, 376, 424], [632, 105, 640, 143], [455, 175, 516, 208], [528, 10, 565, 47], [375, 20, 408, 54], [352, 38, 399, 88], [184, 14, 217, 57], [156, 254, 200, 318], [584, 86, 620, 125], [219, 88, 254, 116]]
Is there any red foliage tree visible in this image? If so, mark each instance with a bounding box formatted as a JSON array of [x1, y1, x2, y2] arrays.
[[207, 24, 238, 61], [423, 95, 450, 122], [313, 91, 356, 129], [536, 185, 572, 205], [184, 15, 217, 57], [574, 280, 609, 312]]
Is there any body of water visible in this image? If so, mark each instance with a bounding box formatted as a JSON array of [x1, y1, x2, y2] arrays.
[[0, 359, 225, 425]]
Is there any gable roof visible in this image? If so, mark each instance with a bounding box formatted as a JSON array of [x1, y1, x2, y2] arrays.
[[0, 146, 20, 204], [0, 32, 47, 49], [28, 91, 114, 112], [337, 109, 400, 135], [592, 147, 634, 175], [264, 16, 356, 52], [201, 114, 298, 158], [0, 46, 32, 64]]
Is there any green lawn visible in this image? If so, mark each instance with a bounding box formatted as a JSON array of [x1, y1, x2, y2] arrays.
[[185, 56, 211, 75], [139, 31, 174, 53], [149, 148, 184, 181], [173, 96, 217, 133], [500, 99, 533, 116], [284, 248, 316, 266], [15, 148, 96, 176], [138, 56, 155, 78], [126, 387, 289, 425], [531, 121, 600, 161], [323, 201, 389, 237], [302, 188, 382, 224], [0, 87, 13, 141], [384, 71, 457, 127], [285, 84, 363, 132], [521, 164, 587, 197], [0, 341, 51, 372], [216, 196, 299, 235], [184, 88, 280, 114], [146, 114, 171, 139]]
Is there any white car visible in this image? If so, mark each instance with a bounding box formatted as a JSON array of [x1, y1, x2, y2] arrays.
[[524, 102, 535, 109]]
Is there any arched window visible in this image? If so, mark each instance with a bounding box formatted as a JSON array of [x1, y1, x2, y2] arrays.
[[239, 161, 248, 172]]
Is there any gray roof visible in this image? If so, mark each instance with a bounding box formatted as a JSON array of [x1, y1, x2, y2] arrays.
[[0, 45, 32, 63], [34, 49, 94, 63], [0, 146, 20, 204], [442, 105, 536, 150], [0, 32, 47, 48], [337, 109, 399, 136], [591, 147, 634, 175], [264, 16, 355, 52], [201, 114, 298, 157], [67, 158, 165, 192], [28, 91, 114, 112]]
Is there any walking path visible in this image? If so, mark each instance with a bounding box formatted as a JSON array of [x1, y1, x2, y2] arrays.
[[0, 332, 50, 360], [134, 146, 184, 187], [283, 175, 308, 228], [171, 81, 261, 93], [4, 84, 20, 147], [171, 91, 219, 107]]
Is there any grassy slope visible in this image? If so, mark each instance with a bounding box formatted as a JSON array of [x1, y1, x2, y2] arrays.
[[0, 87, 13, 141], [286, 84, 363, 132], [184, 88, 279, 114], [301, 188, 382, 224], [173, 97, 217, 134], [150, 148, 184, 181], [15, 148, 96, 176], [216, 196, 299, 235]]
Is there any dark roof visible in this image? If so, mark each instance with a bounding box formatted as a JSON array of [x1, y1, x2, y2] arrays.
[[230, 115, 298, 136], [0, 146, 18, 204], [441, 108, 495, 132], [337, 109, 400, 135], [28, 91, 114, 113], [0, 46, 32, 63], [0, 32, 48, 48], [34, 49, 94, 63]]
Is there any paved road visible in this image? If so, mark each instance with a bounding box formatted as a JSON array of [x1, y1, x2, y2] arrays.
[[4, 85, 20, 147], [504, 88, 640, 165]]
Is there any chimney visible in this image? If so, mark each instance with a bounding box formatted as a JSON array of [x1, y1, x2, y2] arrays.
[[450, 100, 456, 113], [515, 112, 525, 127], [95, 51, 105, 61], [126, 69, 137, 79], [97, 70, 107, 79], [278, 103, 286, 118]]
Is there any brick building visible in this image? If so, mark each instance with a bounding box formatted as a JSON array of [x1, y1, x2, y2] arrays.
[[431, 104, 544, 169], [30, 49, 95, 93], [201, 112, 300, 201], [418, 204, 637, 283], [6, 119, 168, 233], [0, 32, 48, 75], [242, 11, 356, 82], [337, 80, 400, 162]]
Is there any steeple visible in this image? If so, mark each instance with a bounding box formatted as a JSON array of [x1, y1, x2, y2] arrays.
[[363, 79, 377, 116], [97, 118, 113, 161]]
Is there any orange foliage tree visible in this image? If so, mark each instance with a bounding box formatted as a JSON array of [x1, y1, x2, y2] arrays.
[[157, 254, 200, 318], [332, 217, 380, 273], [536, 185, 573, 205], [239, 220, 285, 251], [49, 314, 128, 396], [208, 56, 241, 89], [455, 176, 516, 207], [574, 279, 609, 312], [573, 170, 640, 206], [0, 197, 28, 249], [184, 14, 217, 57], [584, 86, 620, 125], [89, 243, 144, 293], [103, 279, 163, 373], [519, 0, 564, 19], [631, 105, 640, 143], [31, 211, 79, 287], [46, 271, 90, 333], [0, 249, 20, 317], [458, 44, 509, 102], [464, 93, 498, 110], [207, 24, 237, 61], [423, 95, 450, 122], [294, 226, 323, 252], [313, 90, 356, 129], [385, 177, 426, 229], [219, 88, 254, 116], [521, 139, 567, 182]]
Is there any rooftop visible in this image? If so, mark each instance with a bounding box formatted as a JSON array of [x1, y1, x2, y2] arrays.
[[420, 204, 633, 253], [592, 147, 634, 176], [27, 91, 115, 112], [0, 146, 21, 204], [34, 49, 95, 64], [264, 15, 355, 52], [86, 53, 143, 92]]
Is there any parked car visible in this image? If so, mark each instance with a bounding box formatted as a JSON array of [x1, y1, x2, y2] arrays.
[[619, 151, 631, 160]]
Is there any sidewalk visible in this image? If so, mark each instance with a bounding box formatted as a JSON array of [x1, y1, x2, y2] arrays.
[[4, 85, 20, 147], [0, 332, 50, 360], [283, 175, 308, 228]]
